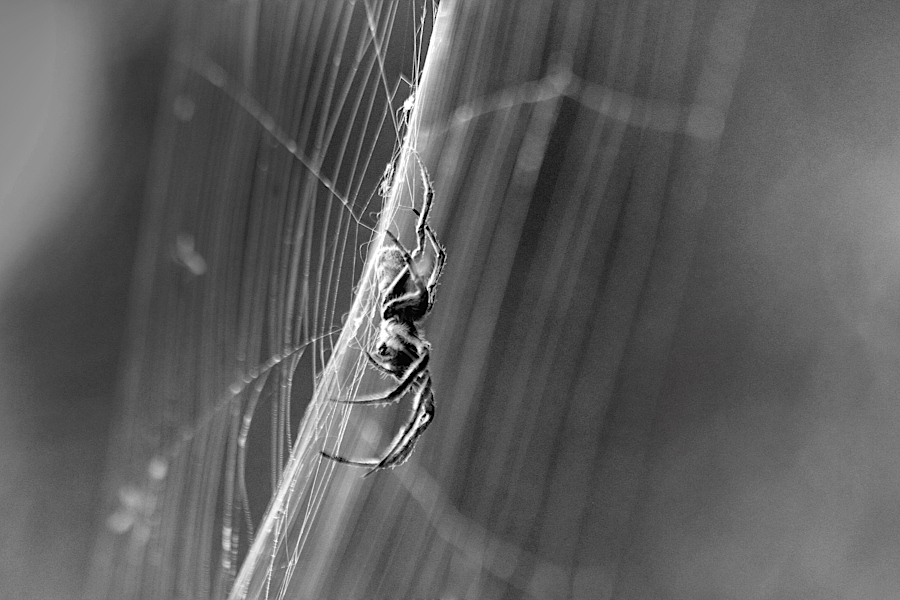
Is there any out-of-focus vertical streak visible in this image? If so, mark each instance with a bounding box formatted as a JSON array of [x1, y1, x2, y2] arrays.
[[401, 0, 758, 598], [561, 0, 696, 595], [530, 0, 699, 594], [606, 1, 758, 597]]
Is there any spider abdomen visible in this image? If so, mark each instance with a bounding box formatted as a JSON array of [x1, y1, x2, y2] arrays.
[[376, 246, 407, 294]]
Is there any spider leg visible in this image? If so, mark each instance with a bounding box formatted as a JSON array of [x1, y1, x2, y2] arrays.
[[424, 226, 446, 311], [412, 155, 435, 260], [319, 373, 435, 476], [363, 373, 435, 476], [408, 208, 445, 311], [330, 346, 429, 405], [318, 450, 380, 470]]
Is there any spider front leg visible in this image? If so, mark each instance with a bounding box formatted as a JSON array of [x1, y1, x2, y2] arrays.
[[423, 222, 446, 311], [412, 155, 435, 260], [407, 208, 446, 313]]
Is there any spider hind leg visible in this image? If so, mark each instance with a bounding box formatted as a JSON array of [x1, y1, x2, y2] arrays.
[[367, 376, 434, 475], [321, 374, 435, 477], [318, 450, 380, 470]]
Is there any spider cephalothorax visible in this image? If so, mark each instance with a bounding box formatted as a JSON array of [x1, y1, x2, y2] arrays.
[[321, 158, 445, 476]]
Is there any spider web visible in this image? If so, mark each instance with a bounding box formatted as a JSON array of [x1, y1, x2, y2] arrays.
[[86, 1, 437, 599], [86, 0, 758, 598]]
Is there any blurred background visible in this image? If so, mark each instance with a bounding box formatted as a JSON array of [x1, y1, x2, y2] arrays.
[[0, 0, 170, 598], [2, 0, 900, 598]]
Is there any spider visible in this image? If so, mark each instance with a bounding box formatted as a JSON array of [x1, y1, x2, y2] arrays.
[[321, 158, 446, 476]]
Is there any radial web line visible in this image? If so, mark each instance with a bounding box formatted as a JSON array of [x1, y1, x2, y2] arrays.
[[183, 54, 376, 232], [204, 3, 438, 599]]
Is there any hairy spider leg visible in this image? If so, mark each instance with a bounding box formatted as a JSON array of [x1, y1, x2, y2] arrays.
[[363, 374, 434, 476], [409, 207, 445, 281], [412, 155, 435, 260], [329, 346, 429, 405], [319, 450, 380, 470], [424, 226, 446, 311], [320, 374, 435, 477], [408, 209, 446, 312]]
